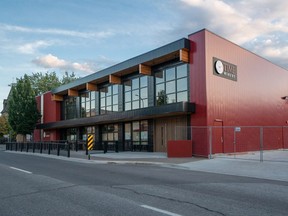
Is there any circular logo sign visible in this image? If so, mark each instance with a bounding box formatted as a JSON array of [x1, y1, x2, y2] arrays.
[[215, 60, 224, 74]]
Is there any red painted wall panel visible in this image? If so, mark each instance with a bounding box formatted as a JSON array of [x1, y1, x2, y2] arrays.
[[189, 30, 209, 157], [34, 92, 61, 142], [167, 140, 192, 157], [189, 29, 288, 156], [43, 92, 61, 123]]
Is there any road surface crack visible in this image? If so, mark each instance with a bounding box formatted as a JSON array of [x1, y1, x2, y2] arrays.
[[113, 185, 226, 216], [0, 184, 77, 200]]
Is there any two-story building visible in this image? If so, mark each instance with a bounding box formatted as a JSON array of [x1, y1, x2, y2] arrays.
[[34, 29, 288, 156]]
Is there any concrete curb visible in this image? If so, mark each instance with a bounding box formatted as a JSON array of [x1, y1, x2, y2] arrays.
[[4, 150, 167, 166]]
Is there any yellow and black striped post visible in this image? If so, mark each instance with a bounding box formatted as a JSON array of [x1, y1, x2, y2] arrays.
[[87, 134, 94, 151]]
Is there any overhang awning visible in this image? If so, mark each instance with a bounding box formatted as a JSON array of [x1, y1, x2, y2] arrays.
[[37, 102, 195, 130]]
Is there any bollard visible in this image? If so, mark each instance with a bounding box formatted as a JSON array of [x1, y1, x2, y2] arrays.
[[75, 140, 78, 152], [115, 141, 119, 153], [57, 143, 60, 156], [104, 141, 108, 154], [67, 142, 70, 158], [40, 142, 43, 154], [85, 142, 88, 155], [48, 143, 51, 155]]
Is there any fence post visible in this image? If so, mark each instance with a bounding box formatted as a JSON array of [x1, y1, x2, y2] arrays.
[[115, 141, 118, 153], [85, 140, 88, 155], [67, 142, 70, 158], [209, 126, 213, 159], [40, 142, 43, 154], [104, 141, 108, 154], [57, 143, 60, 156], [260, 127, 263, 162], [233, 129, 236, 159]]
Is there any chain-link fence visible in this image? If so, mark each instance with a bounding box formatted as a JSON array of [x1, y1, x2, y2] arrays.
[[175, 126, 288, 162]]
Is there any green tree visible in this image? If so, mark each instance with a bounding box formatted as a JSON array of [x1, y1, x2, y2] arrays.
[[0, 115, 9, 137], [28, 71, 78, 95], [61, 71, 78, 85], [8, 74, 41, 140]]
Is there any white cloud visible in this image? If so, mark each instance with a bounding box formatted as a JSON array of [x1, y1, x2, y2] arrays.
[[18, 40, 52, 54], [0, 23, 114, 39], [176, 0, 288, 68], [262, 46, 288, 58], [178, 0, 288, 42], [32, 54, 94, 73]]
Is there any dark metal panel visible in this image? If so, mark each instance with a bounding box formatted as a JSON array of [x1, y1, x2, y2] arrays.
[[148, 75, 155, 107], [148, 119, 154, 152], [118, 85, 124, 112], [52, 38, 190, 94], [118, 123, 124, 151], [37, 102, 195, 129], [95, 91, 100, 116]]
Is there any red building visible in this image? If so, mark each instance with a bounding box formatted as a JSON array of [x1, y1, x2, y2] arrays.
[[35, 29, 288, 157]]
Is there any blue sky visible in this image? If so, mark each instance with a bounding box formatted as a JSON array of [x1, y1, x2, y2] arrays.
[[1, 0, 288, 113]]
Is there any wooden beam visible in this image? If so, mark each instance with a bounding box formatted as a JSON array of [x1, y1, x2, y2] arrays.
[[139, 64, 151, 75], [180, 48, 189, 63], [51, 94, 63, 101], [109, 74, 121, 84], [86, 83, 98, 91], [68, 89, 79, 97]]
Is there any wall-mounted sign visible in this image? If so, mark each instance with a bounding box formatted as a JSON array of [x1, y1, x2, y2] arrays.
[[213, 57, 237, 81]]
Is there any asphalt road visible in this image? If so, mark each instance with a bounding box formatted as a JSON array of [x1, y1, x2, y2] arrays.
[[0, 150, 288, 216]]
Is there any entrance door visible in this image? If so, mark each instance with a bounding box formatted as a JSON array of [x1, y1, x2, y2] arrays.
[[155, 121, 167, 152], [154, 116, 187, 152], [213, 120, 224, 153]]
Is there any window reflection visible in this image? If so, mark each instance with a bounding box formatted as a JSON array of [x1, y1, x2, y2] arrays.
[[155, 64, 188, 106], [102, 123, 119, 142], [100, 85, 119, 114], [125, 120, 148, 146], [125, 76, 148, 110]]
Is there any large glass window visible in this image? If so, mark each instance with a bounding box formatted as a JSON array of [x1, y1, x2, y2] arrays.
[[66, 128, 77, 141], [100, 85, 119, 114], [64, 97, 77, 120], [124, 76, 148, 110], [102, 124, 118, 142], [80, 91, 96, 118], [125, 120, 148, 146], [155, 64, 188, 106]]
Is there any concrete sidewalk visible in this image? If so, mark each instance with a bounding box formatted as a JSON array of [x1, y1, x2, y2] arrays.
[[3, 148, 288, 182]]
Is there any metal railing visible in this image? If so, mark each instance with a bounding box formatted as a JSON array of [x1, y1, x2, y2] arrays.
[[6, 141, 72, 157]]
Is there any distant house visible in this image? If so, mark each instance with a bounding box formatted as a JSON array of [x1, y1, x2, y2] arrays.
[[1, 99, 8, 117], [1, 84, 16, 117]]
